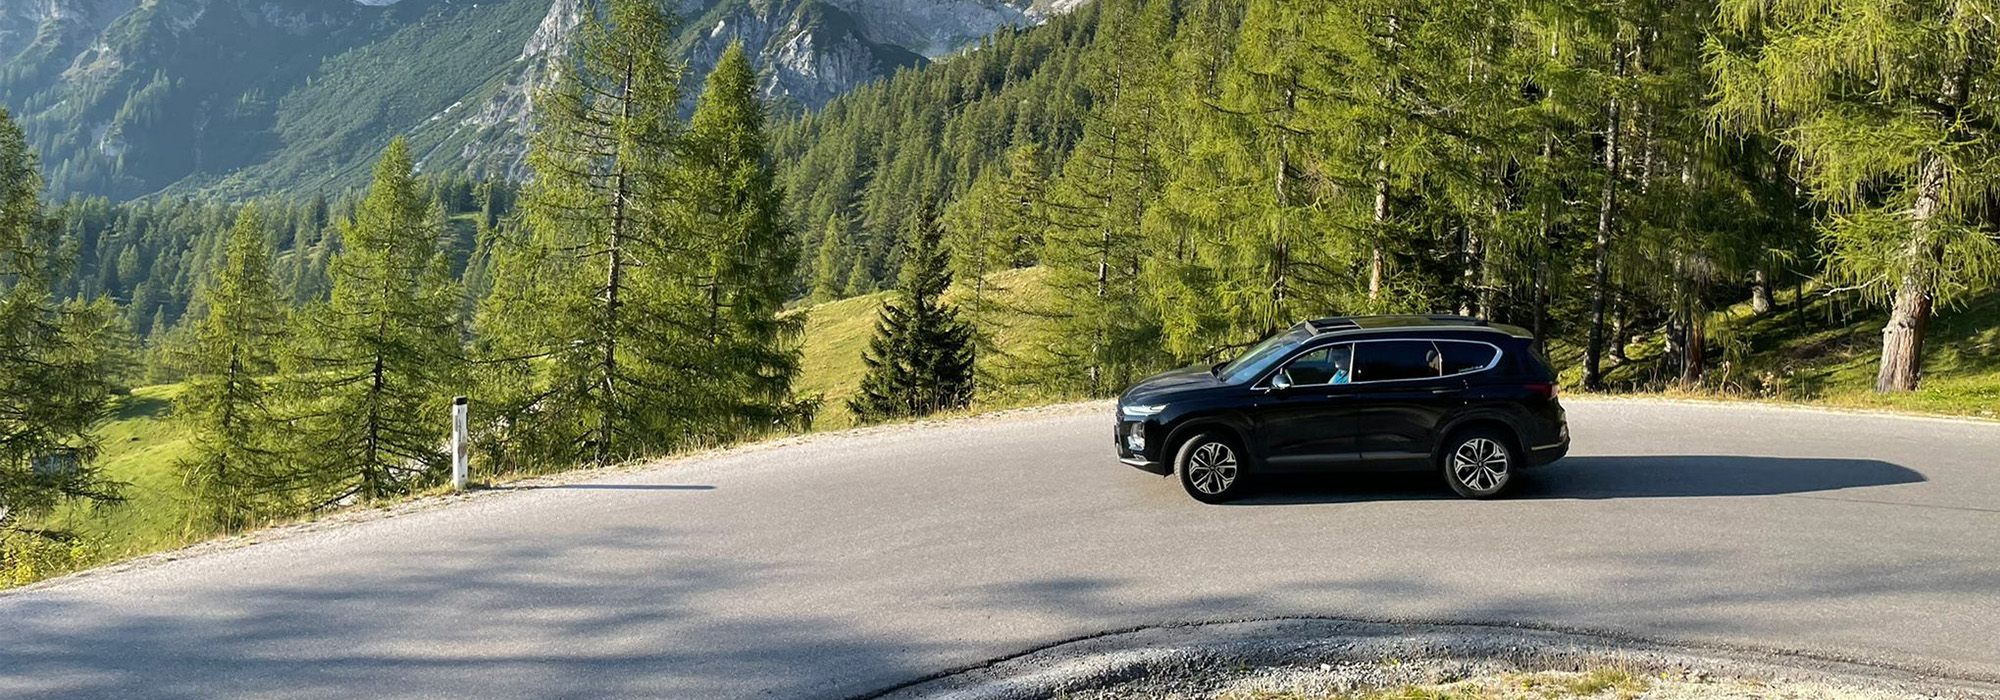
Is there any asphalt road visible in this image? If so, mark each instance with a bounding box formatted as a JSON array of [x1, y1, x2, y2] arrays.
[[3, 400, 1998, 699]]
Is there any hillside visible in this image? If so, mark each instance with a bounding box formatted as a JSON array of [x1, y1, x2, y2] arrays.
[[1567, 288, 2000, 418], [0, 0, 1085, 201]]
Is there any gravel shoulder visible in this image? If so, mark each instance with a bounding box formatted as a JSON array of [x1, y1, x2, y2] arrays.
[[868, 619, 2000, 700]]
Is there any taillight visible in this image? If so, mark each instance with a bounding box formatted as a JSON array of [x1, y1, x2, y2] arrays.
[[1525, 383, 1557, 399]]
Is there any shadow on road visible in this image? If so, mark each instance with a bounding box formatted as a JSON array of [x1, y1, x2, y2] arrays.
[[549, 484, 717, 491], [1232, 455, 1925, 505]]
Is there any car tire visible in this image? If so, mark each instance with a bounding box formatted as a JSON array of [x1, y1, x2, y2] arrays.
[[1176, 431, 1247, 503], [1441, 428, 1518, 499]]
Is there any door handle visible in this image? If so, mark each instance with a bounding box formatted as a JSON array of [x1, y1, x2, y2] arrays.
[[1430, 387, 1462, 395]]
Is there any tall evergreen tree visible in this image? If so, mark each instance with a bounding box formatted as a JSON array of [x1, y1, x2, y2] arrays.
[[810, 214, 854, 302], [0, 107, 126, 542], [677, 41, 808, 436], [1029, 0, 1176, 396], [284, 139, 463, 506], [476, 0, 694, 466], [848, 217, 976, 423], [174, 205, 287, 529]]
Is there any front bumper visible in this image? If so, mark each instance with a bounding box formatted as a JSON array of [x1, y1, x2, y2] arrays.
[[1114, 419, 1168, 474]]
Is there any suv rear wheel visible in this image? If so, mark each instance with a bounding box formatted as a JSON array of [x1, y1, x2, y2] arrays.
[[1442, 428, 1517, 499], [1176, 432, 1247, 503]]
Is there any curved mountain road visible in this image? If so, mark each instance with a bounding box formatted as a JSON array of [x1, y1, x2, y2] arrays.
[[3, 400, 1998, 699]]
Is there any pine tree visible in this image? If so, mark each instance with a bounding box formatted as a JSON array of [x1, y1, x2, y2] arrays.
[[0, 107, 126, 543], [848, 217, 975, 423], [174, 205, 287, 529], [283, 139, 463, 506], [476, 0, 694, 466], [1711, 0, 2000, 392], [677, 41, 808, 436]]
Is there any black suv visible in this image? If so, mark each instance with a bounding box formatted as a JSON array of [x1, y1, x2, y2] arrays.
[[1114, 315, 1569, 502]]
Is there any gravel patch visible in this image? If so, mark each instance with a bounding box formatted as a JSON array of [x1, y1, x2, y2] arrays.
[[864, 619, 2000, 700]]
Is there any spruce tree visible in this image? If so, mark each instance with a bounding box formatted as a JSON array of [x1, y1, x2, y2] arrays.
[[476, 0, 694, 466], [849, 217, 975, 423], [810, 214, 853, 302], [174, 205, 288, 529], [284, 139, 463, 506], [676, 42, 807, 436], [0, 107, 125, 542]]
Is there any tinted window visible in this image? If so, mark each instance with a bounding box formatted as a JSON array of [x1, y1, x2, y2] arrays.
[[1437, 341, 1498, 375], [1219, 325, 1314, 384], [1352, 341, 1443, 382], [1279, 344, 1353, 386]]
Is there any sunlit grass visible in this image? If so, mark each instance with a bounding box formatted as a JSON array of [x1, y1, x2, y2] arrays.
[[1551, 285, 2000, 419]]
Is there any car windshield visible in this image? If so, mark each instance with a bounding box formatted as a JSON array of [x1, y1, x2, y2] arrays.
[[1216, 325, 1314, 384]]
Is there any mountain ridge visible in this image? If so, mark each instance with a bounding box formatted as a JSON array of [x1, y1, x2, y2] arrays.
[[0, 0, 1085, 201]]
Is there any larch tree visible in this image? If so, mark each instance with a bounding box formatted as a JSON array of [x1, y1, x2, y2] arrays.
[[174, 205, 288, 529], [0, 107, 126, 545], [676, 41, 808, 437], [477, 0, 693, 466], [1032, 0, 1175, 396], [285, 139, 464, 506], [1710, 0, 2000, 392]]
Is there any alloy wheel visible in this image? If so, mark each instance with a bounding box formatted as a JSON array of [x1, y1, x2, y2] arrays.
[[1187, 441, 1239, 495], [1451, 437, 1510, 492]]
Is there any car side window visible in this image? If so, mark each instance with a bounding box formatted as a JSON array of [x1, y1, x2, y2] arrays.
[[1352, 340, 1444, 382], [1437, 341, 1499, 375], [1278, 344, 1353, 386]]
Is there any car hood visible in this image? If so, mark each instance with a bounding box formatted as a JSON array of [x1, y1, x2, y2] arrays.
[[1119, 364, 1225, 405]]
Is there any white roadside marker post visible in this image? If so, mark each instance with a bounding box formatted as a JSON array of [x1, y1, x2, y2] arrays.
[[451, 396, 470, 491]]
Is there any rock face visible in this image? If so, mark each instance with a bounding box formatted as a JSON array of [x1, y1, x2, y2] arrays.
[[0, 0, 134, 59], [0, 0, 1089, 199]]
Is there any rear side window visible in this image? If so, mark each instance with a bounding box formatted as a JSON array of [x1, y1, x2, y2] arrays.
[[1353, 340, 1443, 382], [1437, 341, 1498, 375]]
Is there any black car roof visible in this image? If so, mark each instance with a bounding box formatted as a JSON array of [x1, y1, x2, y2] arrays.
[[1302, 314, 1532, 339]]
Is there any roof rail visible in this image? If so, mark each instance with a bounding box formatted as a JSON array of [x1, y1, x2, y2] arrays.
[[1304, 314, 1497, 334]]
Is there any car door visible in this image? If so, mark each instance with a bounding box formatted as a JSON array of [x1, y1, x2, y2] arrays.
[[1346, 340, 1460, 469], [1249, 344, 1365, 471]]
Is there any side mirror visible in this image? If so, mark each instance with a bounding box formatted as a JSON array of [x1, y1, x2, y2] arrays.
[[1268, 371, 1293, 392]]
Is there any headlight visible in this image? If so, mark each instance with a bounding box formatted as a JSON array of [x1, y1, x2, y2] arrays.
[[1121, 403, 1167, 417]]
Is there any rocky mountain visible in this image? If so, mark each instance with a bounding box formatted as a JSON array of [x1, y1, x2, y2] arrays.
[[0, 0, 1086, 201]]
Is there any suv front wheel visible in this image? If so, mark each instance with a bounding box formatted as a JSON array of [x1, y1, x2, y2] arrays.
[[1176, 432, 1247, 503], [1442, 428, 1517, 499]]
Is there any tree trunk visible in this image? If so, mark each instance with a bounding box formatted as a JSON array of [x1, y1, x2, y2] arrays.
[[1681, 312, 1706, 386], [1459, 221, 1481, 317], [1749, 268, 1774, 315], [1875, 157, 1947, 393], [1368, 139, 1389, 303], [1610, 301, 1630, 364], [1582, 48, 1624, 391]]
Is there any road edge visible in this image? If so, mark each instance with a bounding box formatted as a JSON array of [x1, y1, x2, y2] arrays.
[[852, 617, 2000, 700]]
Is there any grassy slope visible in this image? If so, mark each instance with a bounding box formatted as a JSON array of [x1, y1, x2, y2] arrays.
[[32, 385, 199, 561], [794, 266, 1055, 429], [1551, 286, 2000, 418]]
